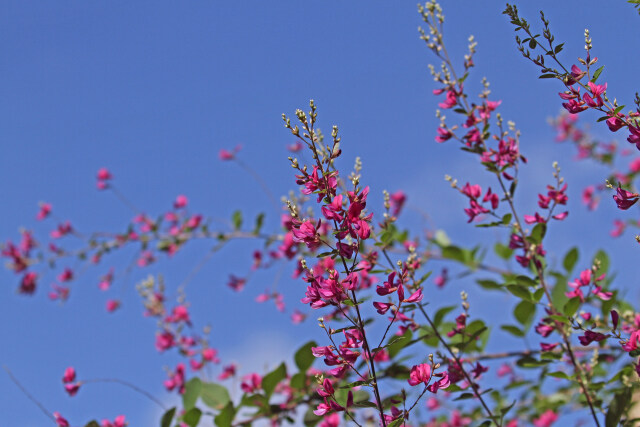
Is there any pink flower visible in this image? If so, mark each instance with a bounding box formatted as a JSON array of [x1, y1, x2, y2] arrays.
[[227, 275, 246, 292], [155, 331, 175, 352], [291, 310, 306, 324], [218, 364, 236, 380], [19, 272, 38, 294], [106, 299, 121, 313], [54, 412, 70, 427], [533, 409, 558, 427], [164, 363, 186, 394], [64, 382, 81, 396], [57, 268, 74, 283], [203, 348, 220, 363], [435, 126, 453, 143], [101, 415, 127, 427], [408, 363, 432, 386], [613, 187, 639, 210], [36, 202, 52, 220], [62, 367, 76, 383], [173, 195, 188, 209], [291, 219, 322, 250], [240, 373, 262, 393], [219, 144, 242, 160], [97, 168, 113, 190]]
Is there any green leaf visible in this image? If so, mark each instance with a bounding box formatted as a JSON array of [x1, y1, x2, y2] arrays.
[[563, 297, 581, 317], [232, 210, 243, 230], [387, 418, 405, 427], [290, 372, 307, 390], [434, 230, 451, 247], [516, 355, 551, 368], [501, 324, 525, 337], [591, 65, 605, 82], [494, 242, 513, 260], [181, 407, 202, 427], [295, 341, 317, 372], [262, 362, 287, 397], [454, 392, 476, 401], [200, 382, 230, 410], [539, 73, 556, 79], [593, 249, 610, 275], [160, 408, 176, 427], [253, 213, 265, 234], [182, 377, 202, 410], [547, 371, 571, 380], [529, 223, 547, 244], [387, 329, 412, 358], [605, 388, 632, 427], [476, 279, 503, 291], [506, 284, 532, 301], [214, 402, 236, 427], [563, 247, 579, 272], [433, 305, 456, 328], [515, 275, 537, 287], [514, 300, 536, 326], [84, 422, 100, 427]]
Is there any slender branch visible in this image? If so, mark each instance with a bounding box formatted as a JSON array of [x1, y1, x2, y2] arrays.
[[83, 378, 166, 410], [417, 305, 499, 425], [3, 366, 56, 423]]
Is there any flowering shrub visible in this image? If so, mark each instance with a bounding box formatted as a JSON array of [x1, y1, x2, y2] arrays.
[[4, 2, 640, 426]]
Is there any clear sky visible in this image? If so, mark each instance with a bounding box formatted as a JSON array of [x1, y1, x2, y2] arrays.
[[2, 1, 640, 425]]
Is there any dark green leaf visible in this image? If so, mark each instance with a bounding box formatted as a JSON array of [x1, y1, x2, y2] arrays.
[[494, 242, 513, 260], [476, 279, 503, 291], [160, 407, 176, 427], [529, 223, 547, 244], [501, 324, 525, 337], [514, 300, 536, 326], [232, 210, 243, 230], [547, 371, 571, 380], [593, 249, 610, 275], [253, 213, 265, 234], [591, 65, 605, 82], [563, 297, 581, 317], [84, 422, 100, 427], [506, 284, 532, 301], [214, 402, 236, 427], [295, 341, 317, 372], [433, 305, 456, 328], [181, 407, 202, 427], [563, 247, 579, 272], [262, 362, 287, 397], [605, 388, 631, 427]]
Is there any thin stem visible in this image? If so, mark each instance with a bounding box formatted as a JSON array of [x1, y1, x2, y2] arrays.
[[3, 366, 56, 423], [417, 306, 499, 426], [83, 378, 166, 410]]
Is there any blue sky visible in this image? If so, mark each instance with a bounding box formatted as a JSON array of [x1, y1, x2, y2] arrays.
[[1, 1, 640, 425]]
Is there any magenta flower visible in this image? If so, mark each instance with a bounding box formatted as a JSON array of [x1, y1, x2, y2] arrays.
[[106, 299, 120, 313], [408, 363, 432, 386], [613, 187, 639, 210], [291, 219, 322, 250], [173, 194, 188, 209], [36, 202, 52, 220], [54, 412, 70, 427], [533, 409, 558, 427], [240, 373, 262, 393], [101, 415, 127, 427], [218, 364, 236, 380]]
